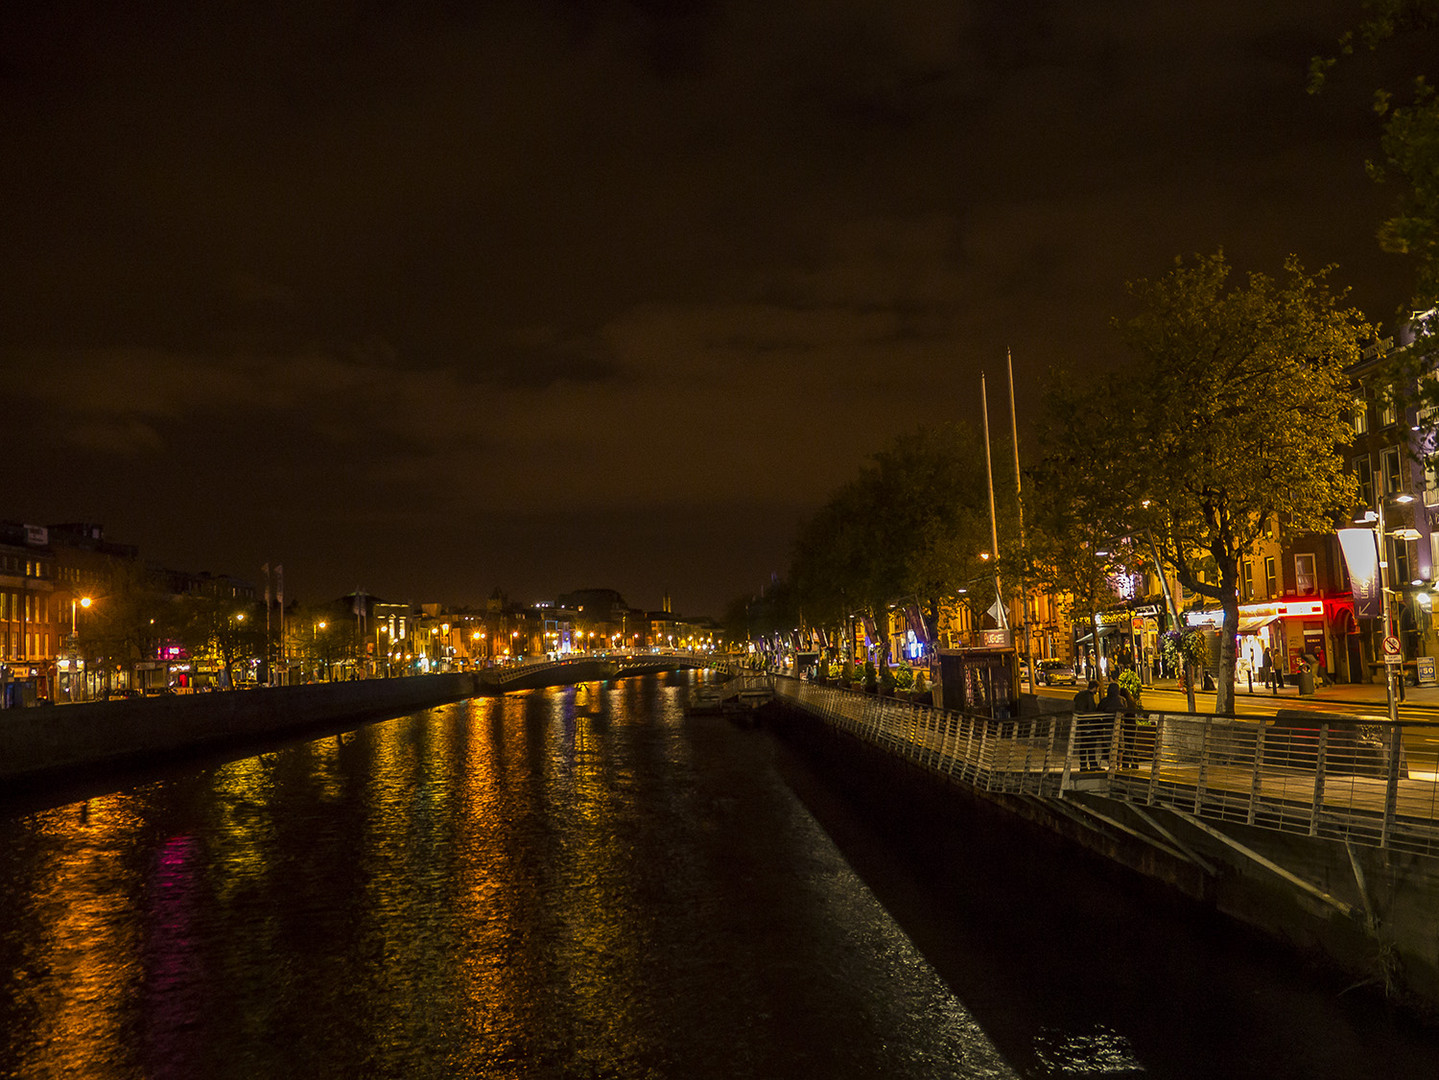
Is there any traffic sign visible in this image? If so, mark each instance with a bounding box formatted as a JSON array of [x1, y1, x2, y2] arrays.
[[1383, 635, 1402, 660]]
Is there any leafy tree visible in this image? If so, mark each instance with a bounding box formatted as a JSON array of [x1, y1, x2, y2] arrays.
[[1027, 428, 1127, 664], [790, 422, 1005, 667], [1111, 252, 1369, 714], [287, 602, 349, 679], [721, 582, 798, 658], [80, 563, 178, 687], [175, 594, 265, 688]]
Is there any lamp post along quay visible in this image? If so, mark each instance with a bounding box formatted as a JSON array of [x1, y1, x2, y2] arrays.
[[1364, 493, 1419, 730], [1360, 491, 1422, 847]]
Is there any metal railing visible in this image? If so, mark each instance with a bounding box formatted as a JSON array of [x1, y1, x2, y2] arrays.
[[776, 678, 1439, 857], [485, 651, 710, 689]]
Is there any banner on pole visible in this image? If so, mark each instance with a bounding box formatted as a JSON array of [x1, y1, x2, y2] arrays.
[[1337, 529, 1381, 619]]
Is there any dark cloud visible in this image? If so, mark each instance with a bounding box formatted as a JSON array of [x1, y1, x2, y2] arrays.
[[0, 0, 1423, 613]]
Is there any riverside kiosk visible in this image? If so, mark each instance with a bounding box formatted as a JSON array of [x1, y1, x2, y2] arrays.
[[932, 629, 1019, 718]]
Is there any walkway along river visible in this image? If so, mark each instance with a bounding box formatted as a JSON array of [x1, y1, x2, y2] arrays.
[[1, 672, 1438, 1078]]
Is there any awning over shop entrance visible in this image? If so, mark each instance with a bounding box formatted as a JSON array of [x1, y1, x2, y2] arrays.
[[1236, 614, 1280, 634]]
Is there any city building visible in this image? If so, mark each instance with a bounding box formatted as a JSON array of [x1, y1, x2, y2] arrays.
[[0, 522, 56, 706]]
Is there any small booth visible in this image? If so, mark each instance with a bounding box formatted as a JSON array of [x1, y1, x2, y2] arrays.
[[932, 631, 1018, 717], [792, 651, 820, 679]]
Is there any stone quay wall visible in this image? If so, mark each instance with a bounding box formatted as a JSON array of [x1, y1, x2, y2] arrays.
[[0, 673, 481, 790]]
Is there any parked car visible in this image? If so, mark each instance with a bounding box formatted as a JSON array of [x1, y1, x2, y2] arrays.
[[1036, 659, 1078, 686]]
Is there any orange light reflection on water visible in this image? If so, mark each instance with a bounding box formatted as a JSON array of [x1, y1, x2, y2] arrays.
[[13, 795, 148, 1079]]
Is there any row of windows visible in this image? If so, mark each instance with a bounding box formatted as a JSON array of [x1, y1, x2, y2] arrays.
[[0, 592, 51, 623], [53, 566, 100, 586], [1353, 446, 1411, 507], [1239, 556, 1281, 601], [1353, 393, 1398, 435], [1239, 541, 1439, 603], [1237, 554, 1328, 601], [0, 632, 50, 660], [0, 555, 51, 578], [1353, 446, 1439, 509]]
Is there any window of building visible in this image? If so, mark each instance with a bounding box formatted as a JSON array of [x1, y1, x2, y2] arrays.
[[1392, 536, 1413, 584], [1354, 396, 1369, 434], [1355, 456, 1375, 507], [1426, 446, 1439, 505], [1380, 388, 1398, 427], [1382, 446, 1403, 494], [1294, 553, 1316, 595], [1265, 556, 1278, 597], [1241, 561, 1254, 600]]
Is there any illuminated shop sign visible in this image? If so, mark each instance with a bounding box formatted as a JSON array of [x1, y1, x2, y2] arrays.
[[1184, 599, 1327, 628]]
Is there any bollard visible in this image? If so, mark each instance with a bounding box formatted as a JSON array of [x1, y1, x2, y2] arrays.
[[1247, 671, 1253, 695]]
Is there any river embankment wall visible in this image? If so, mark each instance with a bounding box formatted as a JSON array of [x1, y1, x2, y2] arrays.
[[764, 699, 1439, 1020], [0, 673, 481, 792]]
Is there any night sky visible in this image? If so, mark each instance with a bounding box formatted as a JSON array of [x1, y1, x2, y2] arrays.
[[0, 1, 1417, 617]]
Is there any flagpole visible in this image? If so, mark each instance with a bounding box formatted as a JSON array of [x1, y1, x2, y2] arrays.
[[1007, 349, 1036, 686], [981, 373, 1006, 630], [261, 563, 271, 686]]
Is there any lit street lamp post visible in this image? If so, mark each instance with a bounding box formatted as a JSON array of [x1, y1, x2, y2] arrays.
[[1362, 493, 1424, 846], [1364, 494, 1420, 729], [67, 595, 92, 702], [313, 620, 327, 682]]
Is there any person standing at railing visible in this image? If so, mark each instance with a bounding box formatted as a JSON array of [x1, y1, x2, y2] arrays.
[[1072, 679, 1101, 770], [1099, 677, 1138, 768]]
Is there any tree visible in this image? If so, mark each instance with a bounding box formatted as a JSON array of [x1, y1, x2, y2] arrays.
[[81, 562, 179, 689], [721, 582, 799, 661], [1027, 382, 1135, 678], [176, 594, 265, 688], [789, 422, 1002, 666], [1111, 252, 1369, 714]]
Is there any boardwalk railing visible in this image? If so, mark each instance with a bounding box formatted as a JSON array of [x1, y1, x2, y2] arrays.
[[775, 678, 1439, 858]]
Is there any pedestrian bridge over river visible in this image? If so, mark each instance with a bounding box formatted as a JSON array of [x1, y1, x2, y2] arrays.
[[476, 650, 712, 694]]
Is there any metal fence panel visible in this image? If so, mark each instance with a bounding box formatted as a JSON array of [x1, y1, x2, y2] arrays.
[[773, 678, 1439, 856]]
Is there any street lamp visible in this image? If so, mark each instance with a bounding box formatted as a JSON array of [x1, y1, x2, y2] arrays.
[[71, 595, 92, 636], [66, 595, 93, 702], [313, 620, 327, 681], [1360, 493, 1418, 727]]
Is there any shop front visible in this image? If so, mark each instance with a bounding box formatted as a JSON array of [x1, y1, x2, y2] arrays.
[[1184, 598, 1355, 683], [1078, 605, 1167, 683]]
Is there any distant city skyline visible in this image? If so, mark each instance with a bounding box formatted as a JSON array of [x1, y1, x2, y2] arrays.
[[1, 1, 1424, 616]]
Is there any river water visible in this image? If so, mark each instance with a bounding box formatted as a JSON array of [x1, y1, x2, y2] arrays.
[[0, 673, 1436, 1079]]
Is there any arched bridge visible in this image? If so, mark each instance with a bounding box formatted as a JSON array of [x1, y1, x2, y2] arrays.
[[477, 650, 715, 694]]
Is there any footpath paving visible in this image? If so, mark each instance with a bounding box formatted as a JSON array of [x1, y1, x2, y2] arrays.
[[1160, 675, 1439, 712], [1036, 675, 1439, 715]]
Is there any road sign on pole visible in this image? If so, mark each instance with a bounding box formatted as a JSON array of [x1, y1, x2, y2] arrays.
[[1383, 635, 1402, 663]]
